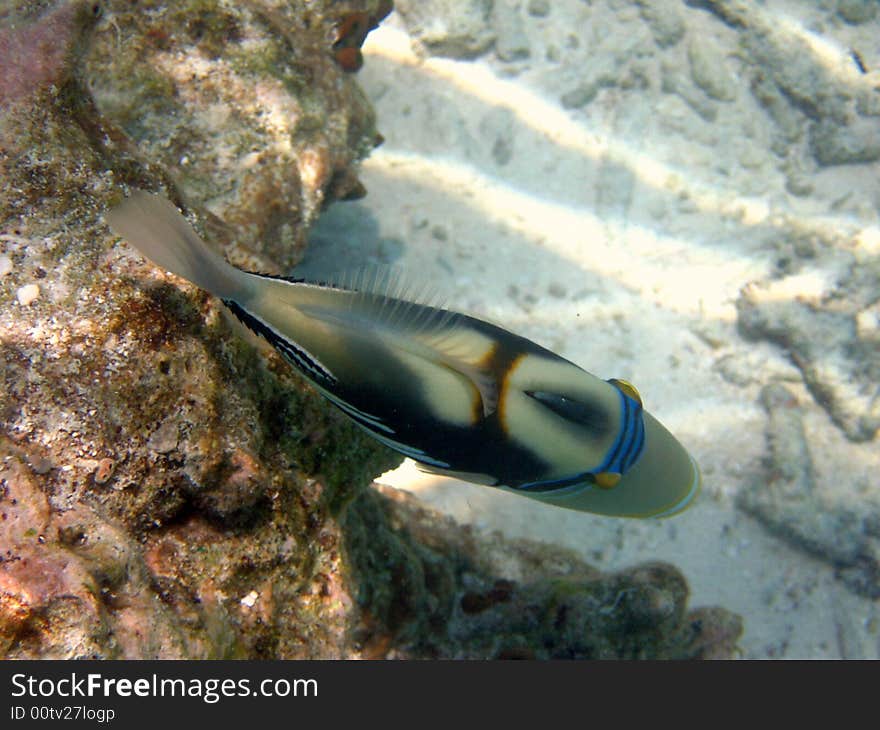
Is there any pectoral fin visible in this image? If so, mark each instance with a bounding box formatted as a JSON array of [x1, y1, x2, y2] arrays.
[[417, 327, 500, 418]]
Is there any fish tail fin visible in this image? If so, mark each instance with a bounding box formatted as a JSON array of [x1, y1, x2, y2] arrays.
[[106, 190, 245, 300]]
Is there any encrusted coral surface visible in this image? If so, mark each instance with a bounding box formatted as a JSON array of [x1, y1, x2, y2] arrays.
[[738, 385, 880, 599]]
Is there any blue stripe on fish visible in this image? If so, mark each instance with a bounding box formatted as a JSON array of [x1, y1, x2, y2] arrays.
[[515, 387, 646, 494], [596, 388, 645, 476], [514, 470, 594, 493]]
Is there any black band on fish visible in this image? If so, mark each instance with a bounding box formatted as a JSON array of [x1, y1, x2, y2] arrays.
[[523, 390, 610, 431], [223, 299, 337, 386]]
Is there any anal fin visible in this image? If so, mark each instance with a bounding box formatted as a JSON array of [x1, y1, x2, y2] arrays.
[[415, 462, 498, 486]]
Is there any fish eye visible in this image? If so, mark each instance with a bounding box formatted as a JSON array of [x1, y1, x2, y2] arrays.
[[524, 390, 610, 430], [608, 378, 642, 407]]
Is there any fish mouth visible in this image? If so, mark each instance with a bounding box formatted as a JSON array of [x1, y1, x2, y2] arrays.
[[646, 453, 702, 519], [611, 409, 701, 518]]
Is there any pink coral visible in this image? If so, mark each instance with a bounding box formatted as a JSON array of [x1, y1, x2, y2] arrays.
[[0, 1, 101, 107]]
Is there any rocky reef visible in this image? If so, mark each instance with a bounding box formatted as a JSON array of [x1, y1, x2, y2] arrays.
[[1, 1, 741, 659], [365, 486, 742, 659], [738, 384, 880, 599], [736, 229, 880, 444]]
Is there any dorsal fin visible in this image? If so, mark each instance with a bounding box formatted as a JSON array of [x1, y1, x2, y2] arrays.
[[295, 264, 502, 418], [310, 264, 458, 334], [287, 264, 460, 338]]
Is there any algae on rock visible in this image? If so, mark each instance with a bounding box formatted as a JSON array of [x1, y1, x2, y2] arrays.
[[0, 0, 398, 660]]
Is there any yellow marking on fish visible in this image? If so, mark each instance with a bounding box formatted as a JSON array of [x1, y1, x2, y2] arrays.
[[609, 378, 643, 407], [594, 472, 621, 489], [495, 352, 526, 435]]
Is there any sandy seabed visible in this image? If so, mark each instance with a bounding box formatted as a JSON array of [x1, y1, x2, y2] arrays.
[[302, 1, 880, 658]]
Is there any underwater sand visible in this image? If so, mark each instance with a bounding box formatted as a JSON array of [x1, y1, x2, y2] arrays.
[[304, 2, 880, 658]]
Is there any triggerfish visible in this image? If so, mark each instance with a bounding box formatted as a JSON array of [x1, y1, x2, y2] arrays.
[[106, 191, 700, 518]]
